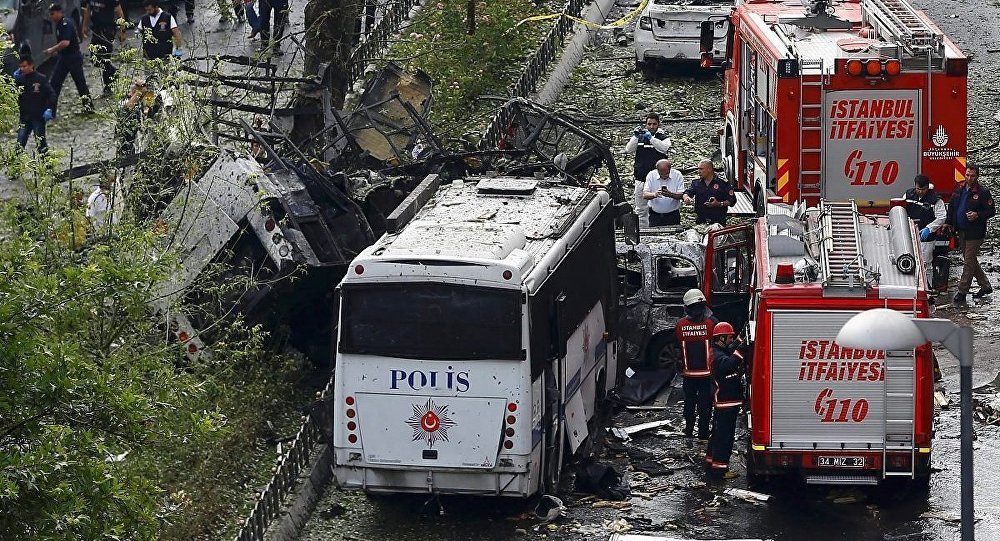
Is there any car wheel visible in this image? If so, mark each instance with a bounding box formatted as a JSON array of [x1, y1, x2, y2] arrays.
[[645, 332, 680, 370]]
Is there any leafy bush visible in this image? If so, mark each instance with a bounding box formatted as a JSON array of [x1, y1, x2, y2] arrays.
[[0, 64, 307, 540], [389, 0, 552, 133]]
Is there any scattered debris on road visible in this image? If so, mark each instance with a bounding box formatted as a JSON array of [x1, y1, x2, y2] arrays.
[[723, 488, 772, 503]]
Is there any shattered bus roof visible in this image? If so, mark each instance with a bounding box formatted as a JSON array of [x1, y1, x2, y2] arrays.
[[357, 177, 609, 288]]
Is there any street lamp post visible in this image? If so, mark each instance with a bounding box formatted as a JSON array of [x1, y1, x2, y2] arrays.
[[836, 308, 974, 541]]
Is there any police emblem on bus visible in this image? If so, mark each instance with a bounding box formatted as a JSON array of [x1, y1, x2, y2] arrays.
[[406, 398, 456, 447]]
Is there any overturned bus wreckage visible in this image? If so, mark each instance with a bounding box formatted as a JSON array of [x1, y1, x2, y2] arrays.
[[82, 60, 639, 364]]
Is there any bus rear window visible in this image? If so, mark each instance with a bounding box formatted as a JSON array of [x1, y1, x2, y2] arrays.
[[340, 283, 523, 360]]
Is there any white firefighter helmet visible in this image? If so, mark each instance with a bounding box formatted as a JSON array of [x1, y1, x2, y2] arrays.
[[683, 288, 707, 307]]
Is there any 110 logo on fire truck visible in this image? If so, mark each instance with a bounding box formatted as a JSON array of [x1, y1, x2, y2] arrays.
[[829, 97, 916, 187], [797, 340, 884, 424], [823, 90, 920, 199]]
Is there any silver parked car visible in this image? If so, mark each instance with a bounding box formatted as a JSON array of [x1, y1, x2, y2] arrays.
[[634, 0, 732, 67]]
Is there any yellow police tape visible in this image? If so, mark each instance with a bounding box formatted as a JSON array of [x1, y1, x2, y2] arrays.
[[515, 0, 650, 30]]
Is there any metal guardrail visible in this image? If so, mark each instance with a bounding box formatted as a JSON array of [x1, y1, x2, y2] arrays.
[[480, 0, 588, 150], [232, 378, 334, 541], [348, 0, 420, 86]]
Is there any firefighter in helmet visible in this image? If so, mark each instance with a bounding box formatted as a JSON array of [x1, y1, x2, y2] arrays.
[[705, 321, 745, 480], [674, 288, 718, 439]]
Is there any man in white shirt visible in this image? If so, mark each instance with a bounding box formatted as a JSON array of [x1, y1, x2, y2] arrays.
[[643, 159, 685, 226], [625, 113, 671, 227], [86, 181, 111, 230]]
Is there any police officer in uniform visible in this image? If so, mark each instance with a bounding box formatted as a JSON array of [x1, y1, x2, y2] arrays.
[[13, 56, 55, 154], [684, 159, 736, 226], [903, 175, 946, 288], [139, 0, 183, 61], [44, 4, 93, 116], [705, 322, 744, 480], [82, 0, 126, 96], [625, 113, 671, 227], [674, 289, 718, 440]]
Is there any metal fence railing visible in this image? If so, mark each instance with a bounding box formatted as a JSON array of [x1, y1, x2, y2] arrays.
[[480, 0, 588, 150], [231, 378, 334, 541], [348, 0, 420, 86]]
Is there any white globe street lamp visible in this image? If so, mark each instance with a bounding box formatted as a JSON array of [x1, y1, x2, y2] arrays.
[[837, 308, 974, 541]]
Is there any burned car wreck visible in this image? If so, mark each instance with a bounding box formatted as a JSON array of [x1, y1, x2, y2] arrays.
[[617, 227, 706, 370]]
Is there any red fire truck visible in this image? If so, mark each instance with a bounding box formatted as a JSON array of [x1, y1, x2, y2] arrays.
[[703, 200, 934, 486], [706, 0, 968, 209]]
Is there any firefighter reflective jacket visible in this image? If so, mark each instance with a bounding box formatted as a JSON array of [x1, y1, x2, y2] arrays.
[[711, 343, 745, 409], [674, 315, 718, 378]]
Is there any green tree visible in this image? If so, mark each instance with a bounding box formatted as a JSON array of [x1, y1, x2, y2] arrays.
[[0, 57, 305, 540]]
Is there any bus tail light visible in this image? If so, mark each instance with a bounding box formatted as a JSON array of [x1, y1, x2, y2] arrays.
[[348, 434, 358, 444], [503, 440, 514, 450], [507, 403, 517, 413], [502, 270, 512, 280], [354, 265, 364, 275]]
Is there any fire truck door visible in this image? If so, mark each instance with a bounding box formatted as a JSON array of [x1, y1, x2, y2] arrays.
[[702, 223, 753, 333]]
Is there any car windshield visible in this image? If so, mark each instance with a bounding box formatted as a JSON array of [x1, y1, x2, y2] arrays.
[[340, 283, 523, 361]]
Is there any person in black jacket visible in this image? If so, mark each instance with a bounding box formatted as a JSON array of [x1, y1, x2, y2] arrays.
[[13, 57, 55, 154], [704, 321, 745, 480], [81, 0, 126, 96], [44, 4, 93, 115], [948, 164, 995, 304]]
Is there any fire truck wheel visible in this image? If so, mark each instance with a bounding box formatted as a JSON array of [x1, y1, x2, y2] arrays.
[[745, 447, 767, 489], [645, 332, 681, 370], [912, 474, 931, 492], [753, 187, 765, 217]]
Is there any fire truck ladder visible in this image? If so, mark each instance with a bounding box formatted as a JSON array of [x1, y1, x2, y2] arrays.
[[883, 349, 917, 479], [818, 200, 864, 289], [861, 0, 943, 55], [798, 58, 825, 200]]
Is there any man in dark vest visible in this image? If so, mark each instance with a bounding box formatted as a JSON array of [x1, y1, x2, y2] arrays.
[[625, 113, 671, 227], [82, 0, 126, 96], [138, 0, 183, 61], [44, 4, 93, 116], [704, 322, 745, 480], [903, 175, 946, 288], [675, 288, 718, 440]]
